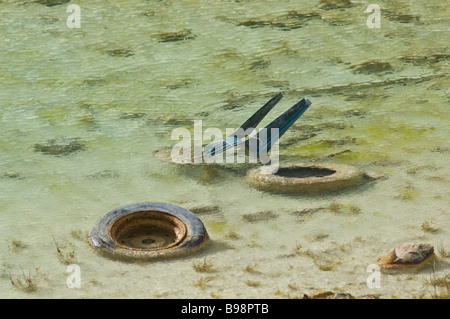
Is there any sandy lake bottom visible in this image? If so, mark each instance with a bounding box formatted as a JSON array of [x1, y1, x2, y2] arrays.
[[0, 0, 448, 298]]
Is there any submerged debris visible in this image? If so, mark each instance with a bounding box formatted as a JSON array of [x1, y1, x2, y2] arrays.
[[377, 243, 435, 269], [394, 243, 435, 264], [34, 137, 86, 156]]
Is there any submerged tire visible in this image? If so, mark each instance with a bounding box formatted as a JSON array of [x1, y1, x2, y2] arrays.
[[89, 202, 209, 261], [245, 163, 366, 194]]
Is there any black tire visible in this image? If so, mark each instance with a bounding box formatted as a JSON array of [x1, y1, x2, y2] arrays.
[[245, 163, 366, 194], [89, 202, 209, 261]]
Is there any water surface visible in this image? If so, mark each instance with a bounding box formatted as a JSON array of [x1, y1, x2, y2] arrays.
[[0, 0, 449, 298]]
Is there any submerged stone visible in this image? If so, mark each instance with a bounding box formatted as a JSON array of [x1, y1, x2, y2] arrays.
[[34, 137, 86, 156], [377, 242, 435, 269], [393, 243, 434, 264]]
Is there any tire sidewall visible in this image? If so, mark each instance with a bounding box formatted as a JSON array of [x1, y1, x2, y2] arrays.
[[89, 202, 209, 261], [245, 163, 365, 193]]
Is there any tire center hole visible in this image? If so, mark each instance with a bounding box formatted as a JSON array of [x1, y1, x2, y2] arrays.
[[275, 167, 336, 178], [111, 211, 187, 250], [119, 225, 178, 249]]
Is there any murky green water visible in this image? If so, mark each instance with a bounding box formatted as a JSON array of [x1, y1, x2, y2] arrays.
[[0, 0, 449, 298]]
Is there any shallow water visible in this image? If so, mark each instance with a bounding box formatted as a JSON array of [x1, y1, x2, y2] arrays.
[[0, 0, 449, 298]]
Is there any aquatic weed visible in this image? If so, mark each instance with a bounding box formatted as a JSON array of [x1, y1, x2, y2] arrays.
[[88, 170, 120, 179], [70, 229, 86, 241], [293, 245, 316, 259], [328, 202, 342, 212], [317, 0, 353, 10], [424, 265, 449, 299], [436, 243, 449, 258], [193, 258, 217, 273], [242, 264, 262, 275], [237, 10, 320, 31], [225, 231, 241, 240], [421, 221, 441, 233], [350, 60, 394, 75], [193, 276, 217, 290], [394, 188, 420, 200], [2, 171, 24, 180], [32, 0, 70, 7], [153, 29, 195, 43], [187, 205, 222, 215], [206, 220, 228, 234], [245, 280, 261, 287], [98, 47, 134, 57], [294, 245, 340, 271], [399, 53, 450, 66], [310, 233, 329, 241], [9, 267, 40, 292], [210, 292, 221, 299], [385, 11, 421, 24], [52, 235, 77, 265], [33, 137, 86, 156], [248, 58, 271, 70], [242, 211, 278, 223], [288, 283, 299, 290], [314, 260, 339, 271], [8, 240, 28, 252], [328, 202, 361, 214]]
